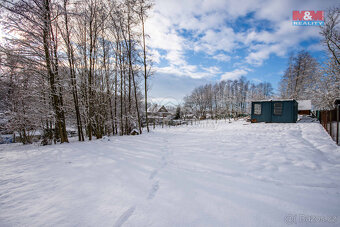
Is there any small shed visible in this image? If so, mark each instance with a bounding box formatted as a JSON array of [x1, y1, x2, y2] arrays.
[[297, 100, 311, 115], [251, 99, 298, 123]]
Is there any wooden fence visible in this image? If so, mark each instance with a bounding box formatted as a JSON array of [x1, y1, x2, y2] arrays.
[[317, 107, 340, 145]]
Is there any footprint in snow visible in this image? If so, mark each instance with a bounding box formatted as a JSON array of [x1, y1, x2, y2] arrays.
[[161, 157, 168, 168], [147, 181, 159, 200], [114, 206, 135, 227], [149, 170, 158, 179]]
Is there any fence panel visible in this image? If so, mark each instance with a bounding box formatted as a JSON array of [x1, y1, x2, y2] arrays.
[[318, 109, 339, 145]]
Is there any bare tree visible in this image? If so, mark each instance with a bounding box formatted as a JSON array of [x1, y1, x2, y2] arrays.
[[59, 0, 84, 141], [279, 51, 319, 100], [320, 7, 340, 66], [136, 0, 153, 133]]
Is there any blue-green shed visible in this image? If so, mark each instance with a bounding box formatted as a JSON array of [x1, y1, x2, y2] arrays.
[[251, 100, 298, 123]]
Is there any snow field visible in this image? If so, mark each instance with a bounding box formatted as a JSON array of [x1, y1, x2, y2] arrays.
[[0, 120, 339, 226]]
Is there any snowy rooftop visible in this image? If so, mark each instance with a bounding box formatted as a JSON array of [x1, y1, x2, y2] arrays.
[[297, 100, 312, 110], [251, 99, 296, 102]]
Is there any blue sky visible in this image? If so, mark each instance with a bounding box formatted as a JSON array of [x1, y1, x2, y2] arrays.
[[146, 0, 337, 105]]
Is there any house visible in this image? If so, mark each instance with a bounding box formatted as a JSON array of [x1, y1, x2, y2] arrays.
[[251, 99, 298, 123], [157, 105, 172, 118], [146, 105, 173, 125], [297, 100, 312, 115]]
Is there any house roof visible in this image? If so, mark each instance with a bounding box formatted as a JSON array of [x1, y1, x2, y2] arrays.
[[297, 100, 312, 110], [158, 106, 168, 113]]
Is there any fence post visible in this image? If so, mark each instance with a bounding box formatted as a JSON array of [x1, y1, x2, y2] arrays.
[[337, 104, 339, 145], [330, 111, 332, 138], [326, 111, 328, 132]]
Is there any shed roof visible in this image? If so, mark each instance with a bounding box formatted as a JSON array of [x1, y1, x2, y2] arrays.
[[252, 99, 296, 103], [297, 100, 311, 110]]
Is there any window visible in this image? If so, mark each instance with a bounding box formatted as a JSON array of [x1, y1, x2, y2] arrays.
[[274, 103, 283, 115], [254, 103, 261, 115]]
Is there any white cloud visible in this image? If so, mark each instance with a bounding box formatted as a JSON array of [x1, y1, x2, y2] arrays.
[[155, 64, 221, 79], [306, 43, 325, 52], [194, 27, 242, 54], [220, 69, 249, 81], [145, 0, 245, 77], [246, 44, 283, 65], [243, 19, 321, 65], [201, 66, 222, 74], [212, 53, 231, 62], [150, 49, 161, 64], [146, 13, 184, 52], [146, 0, 336, 79]]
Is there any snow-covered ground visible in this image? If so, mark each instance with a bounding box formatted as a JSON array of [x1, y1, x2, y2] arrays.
[[0, 120, 339, 226]]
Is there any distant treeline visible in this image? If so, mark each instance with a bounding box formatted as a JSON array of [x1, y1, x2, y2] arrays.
[[183, 77, 273, 118]]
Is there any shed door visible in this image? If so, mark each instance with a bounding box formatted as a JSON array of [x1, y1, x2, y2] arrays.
[[273, 103, 283, 115]]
